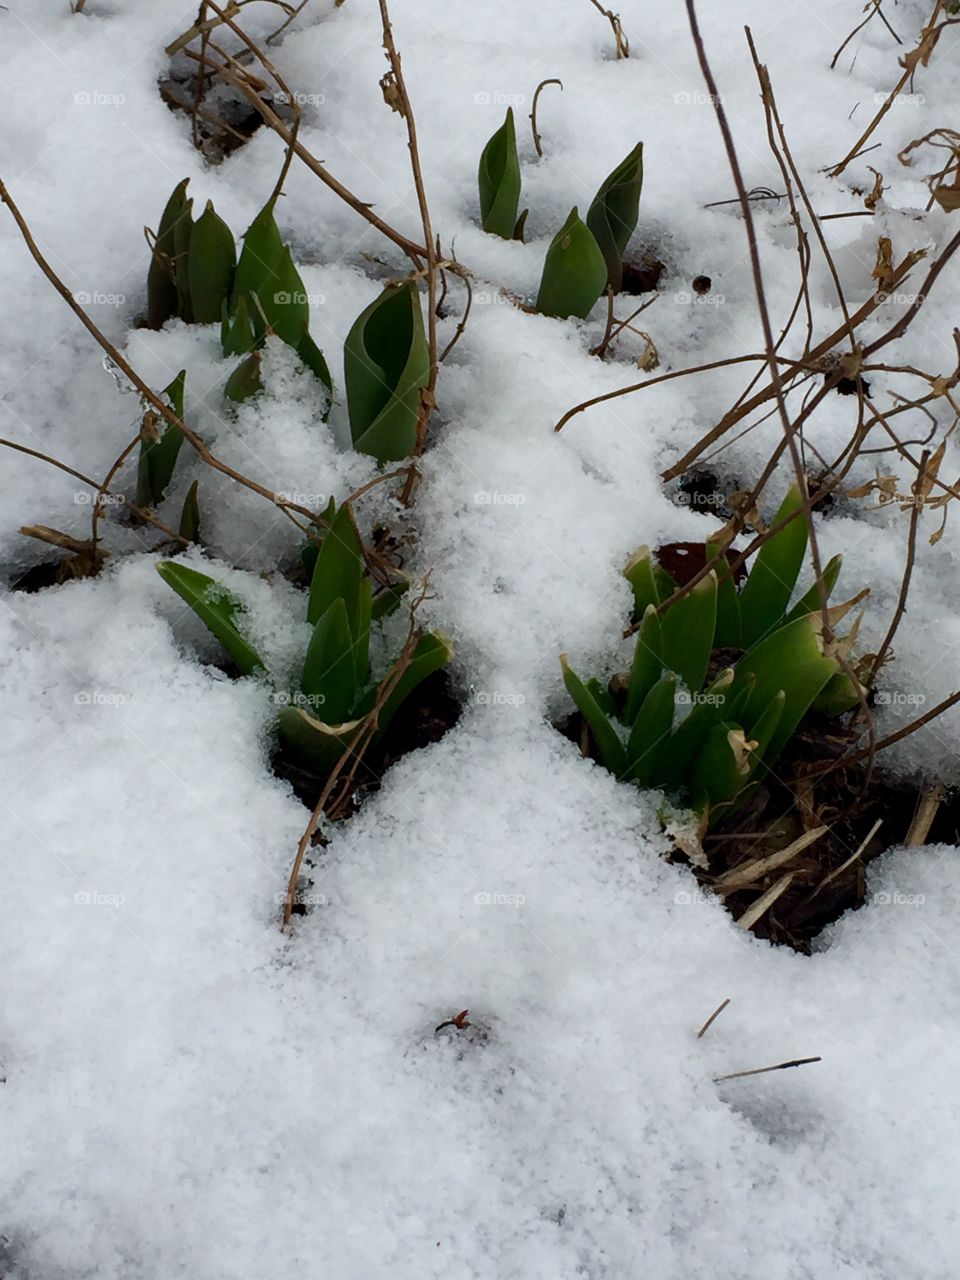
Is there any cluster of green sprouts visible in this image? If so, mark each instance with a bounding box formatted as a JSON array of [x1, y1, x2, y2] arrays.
[[561, 487, 870, 828], [139, 181, 431, 519], [479, 108, 643, 318], [158, 501, 451, 772]]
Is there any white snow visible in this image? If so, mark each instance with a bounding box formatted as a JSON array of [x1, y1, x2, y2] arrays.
[[2, 0, 960, 1276]]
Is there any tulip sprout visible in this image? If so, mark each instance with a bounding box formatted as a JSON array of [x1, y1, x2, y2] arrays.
[[157, 502, 452, 772], [561, 486, 870, 828]]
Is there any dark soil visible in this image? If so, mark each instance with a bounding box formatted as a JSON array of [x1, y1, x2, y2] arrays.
[[620, 257, 665, 295], [559, 696, 953, 951]]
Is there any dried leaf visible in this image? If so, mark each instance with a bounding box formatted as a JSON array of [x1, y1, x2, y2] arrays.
[[380, 72, 404, 116], [871, 238, 895, 292]]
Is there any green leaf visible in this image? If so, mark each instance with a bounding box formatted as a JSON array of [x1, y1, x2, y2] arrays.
[[178, 480, 200, 544], [230, 201, 285, 342], [625, 672, 676, 785], [784, 554, 843, 625], [624, 604, 663, 724], [561, 655, 628, 777], [136, 369, 187, 508], [707, 541, 742, 648], [307, 502, 364, 628], [660, 571, 717, 695], [221, 294, 256, 358], [146, 179, 191, 329], [623, 545, 661, 618], [374, 631, 453, 739], [733, 613, 837, 767], [354, 578, 372, 688], [478, 107, 522, 239], [259, 245, 309, 347], [513, 208, 529, 242], [301, 598, 360, 725], [586, 676, 617, 718], [744, 690, 785, 771], [276, 704, 361, 772], [298, 498, 336, 578], [344, 282, 430, 463], [652, 667, 736, 790], [371, 579, 410, 621], [155, 561, 265, 677], [691, 722, 755, 810], [739, 484, 808, 648], [811, 670, 862, 717], [188, 200, 236, 324], [536, 207, 608, 320], [586, 142, 643, 292], [172, 193, 195, 324], [223, 351, 262, 404], [296, 330, 334, 399]]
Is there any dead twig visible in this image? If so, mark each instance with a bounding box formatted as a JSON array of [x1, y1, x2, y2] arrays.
[[530, 78, 562, 158], [696, 998, 731, 1039], [586, 0, 629, 57], [714, 1056, 821, 1084]]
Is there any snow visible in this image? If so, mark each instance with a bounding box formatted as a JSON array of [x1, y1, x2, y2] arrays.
[[2, 0, 960, 1275]]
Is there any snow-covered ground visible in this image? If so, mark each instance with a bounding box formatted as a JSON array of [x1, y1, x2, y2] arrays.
[[2, 1, 960, 1275]]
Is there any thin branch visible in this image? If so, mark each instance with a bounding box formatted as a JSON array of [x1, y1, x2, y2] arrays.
[[530, 78, 562, 158]]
